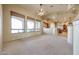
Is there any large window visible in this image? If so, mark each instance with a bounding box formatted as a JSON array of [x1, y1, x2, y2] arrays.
[[26, 19, 41, 32], [11, 11, 25, 33], [35, 20, 41, 31], [11, 11, 41, 33], [27, 19, 35, 32]]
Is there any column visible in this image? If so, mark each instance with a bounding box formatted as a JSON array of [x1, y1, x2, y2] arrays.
[[55, 22, 58, 35], [40, 16, 44, 34], [67, 22, 73, 44]]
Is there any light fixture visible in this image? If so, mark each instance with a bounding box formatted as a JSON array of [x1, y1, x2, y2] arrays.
[[37, 4, 46, 16], [71, 7, 78, 14]]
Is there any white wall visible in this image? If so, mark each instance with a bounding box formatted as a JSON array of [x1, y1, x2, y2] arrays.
[[67, 24, 73, 44], [73, 20, 79, 55], [72, 13, 79, 55], [3, 5, 42, 42], [0, 5, 2, 51]]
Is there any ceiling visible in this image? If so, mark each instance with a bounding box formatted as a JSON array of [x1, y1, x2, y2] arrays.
[[18, 4, 79, 23], [19, 4, 68, 13]]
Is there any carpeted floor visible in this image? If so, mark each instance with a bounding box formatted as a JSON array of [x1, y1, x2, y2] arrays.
[[0, 34, 73, 55]]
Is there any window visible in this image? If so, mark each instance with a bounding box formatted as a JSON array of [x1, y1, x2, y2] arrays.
[[35, 20, 41, 31], [27, 19, 35, 32], [11, 12, 41, 33], [11, 11, 25, 33]]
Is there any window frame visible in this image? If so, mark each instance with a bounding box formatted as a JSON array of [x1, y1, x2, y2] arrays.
[[10, 11, 25, 34], [35, 20, 41, 31], [26, 19, 35, 32]]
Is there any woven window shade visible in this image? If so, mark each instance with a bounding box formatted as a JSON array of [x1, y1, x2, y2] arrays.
[[27, 16, 35, 20], [10, 11, 25, 18]]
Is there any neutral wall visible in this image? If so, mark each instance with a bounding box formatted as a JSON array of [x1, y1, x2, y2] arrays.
[[0, 4, 2, 51], [3, 5, 42, 42], [73, 14, 79, 55]]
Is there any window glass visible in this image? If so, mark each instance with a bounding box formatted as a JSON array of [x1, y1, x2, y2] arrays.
[[11, 16, 24, 33], [35, 20, 41, 31], [27, 19, 34, 32]]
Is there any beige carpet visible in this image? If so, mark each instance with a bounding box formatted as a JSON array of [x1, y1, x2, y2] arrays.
[[0, 34, 73, 55]]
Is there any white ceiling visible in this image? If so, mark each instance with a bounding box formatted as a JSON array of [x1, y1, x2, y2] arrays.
[[19, 4, 68, 14], [18, 4, 79, 23]]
